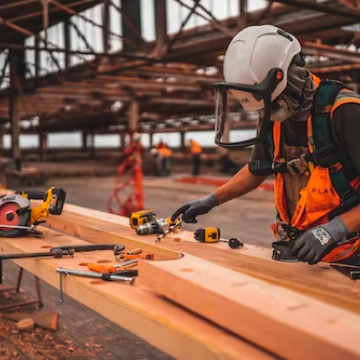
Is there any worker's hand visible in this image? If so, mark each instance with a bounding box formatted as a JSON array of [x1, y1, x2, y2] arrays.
[[292, 217, 350, 265], [171, 193, 219, 223]]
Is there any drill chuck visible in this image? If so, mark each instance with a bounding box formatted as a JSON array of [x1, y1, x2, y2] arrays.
[[136, 218, 169, 235]]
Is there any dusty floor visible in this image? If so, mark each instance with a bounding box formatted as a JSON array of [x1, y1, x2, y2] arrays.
[[0, 175, 275, 360], [50, 175, 276, 248]]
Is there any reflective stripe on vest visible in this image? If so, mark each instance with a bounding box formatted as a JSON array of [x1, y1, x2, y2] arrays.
[[272, 74, 360, 263]]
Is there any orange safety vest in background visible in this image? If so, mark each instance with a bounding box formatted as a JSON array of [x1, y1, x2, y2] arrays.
[[160, 147, 172, 158], [272, 74, 360, 263], [190, 140, 202, 155]]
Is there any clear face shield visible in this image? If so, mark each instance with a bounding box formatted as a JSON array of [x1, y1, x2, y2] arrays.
[[213, 68, 284, 148]]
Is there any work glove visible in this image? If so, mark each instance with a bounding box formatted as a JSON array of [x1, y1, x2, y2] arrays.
[[292, 217, 350, 265], [171, 193, 220, 224]]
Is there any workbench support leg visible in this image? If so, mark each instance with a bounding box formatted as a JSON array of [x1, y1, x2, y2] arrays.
[[16, 267, 23, 293]]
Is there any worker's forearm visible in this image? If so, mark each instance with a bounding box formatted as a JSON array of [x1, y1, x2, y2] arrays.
[[339, 203, 360, 233], [214, 164, 267, 204]]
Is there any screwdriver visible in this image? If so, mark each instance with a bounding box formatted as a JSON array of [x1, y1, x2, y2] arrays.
[[87, 259, 138, 274]]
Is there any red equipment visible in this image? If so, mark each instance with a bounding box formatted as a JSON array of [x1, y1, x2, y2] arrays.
[[108, 140, 144, 216]]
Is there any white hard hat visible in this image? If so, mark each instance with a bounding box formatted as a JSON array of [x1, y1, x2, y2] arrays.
[[223, 25, 302, 111]]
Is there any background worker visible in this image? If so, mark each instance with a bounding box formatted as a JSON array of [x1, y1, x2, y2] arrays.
[[172, 25, 360, 266], [157, 143, 172, 175], [151, 141, 172, 175], [188, 139, 202, 176]]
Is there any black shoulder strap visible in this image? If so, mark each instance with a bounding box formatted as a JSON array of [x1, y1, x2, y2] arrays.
[[248, 121, 275, 176], [312, 80, 360, 216]]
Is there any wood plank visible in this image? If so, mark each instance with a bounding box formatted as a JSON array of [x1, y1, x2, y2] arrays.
[[139, 254, 360, 360], [0, 227, 275, 360], [42, 202, 360, 315]]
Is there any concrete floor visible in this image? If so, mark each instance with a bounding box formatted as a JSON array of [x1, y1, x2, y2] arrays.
[[36, 175, 276, 248]]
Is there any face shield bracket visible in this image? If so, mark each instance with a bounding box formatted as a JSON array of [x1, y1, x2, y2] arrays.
[[213, 68, 284, 149]]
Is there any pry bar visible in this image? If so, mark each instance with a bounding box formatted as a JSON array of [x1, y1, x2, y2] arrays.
[[56, 267, 135, 303]]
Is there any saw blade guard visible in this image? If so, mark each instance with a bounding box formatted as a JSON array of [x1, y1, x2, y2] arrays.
[[0, 194, 31, 237]]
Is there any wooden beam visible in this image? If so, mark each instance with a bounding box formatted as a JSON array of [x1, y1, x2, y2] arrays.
[[42, 203, 360, 315], [0, 221, 274, 360], [139, 255, 360, 360]]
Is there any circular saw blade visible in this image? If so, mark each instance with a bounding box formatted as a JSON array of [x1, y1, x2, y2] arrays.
[[0, 195, 31, 237]]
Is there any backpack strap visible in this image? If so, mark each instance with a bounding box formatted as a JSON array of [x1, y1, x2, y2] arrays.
[[311, 79, 360, 217], [248, 121, 275, 176]]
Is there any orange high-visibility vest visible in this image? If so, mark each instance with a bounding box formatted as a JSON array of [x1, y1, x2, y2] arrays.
[[161, 148, 172, 158], [272, 74, 360, 263], [190, 140, 202, 154]]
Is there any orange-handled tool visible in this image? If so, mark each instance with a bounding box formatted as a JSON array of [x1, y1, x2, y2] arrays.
[[87, 259, 138, 274], [118, 253, 154, 260]]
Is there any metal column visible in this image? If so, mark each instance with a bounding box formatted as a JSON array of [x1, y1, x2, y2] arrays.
[[9, 45, 25, 171], [121, 0, 142, 51]]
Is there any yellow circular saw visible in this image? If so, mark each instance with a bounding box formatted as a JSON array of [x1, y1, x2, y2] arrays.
[[0, 187, 66, 237]]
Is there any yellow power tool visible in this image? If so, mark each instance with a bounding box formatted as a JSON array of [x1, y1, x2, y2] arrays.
[[194, 227, 243, 249], [0, 187, 66, 237], [129, 209, 156, 229]]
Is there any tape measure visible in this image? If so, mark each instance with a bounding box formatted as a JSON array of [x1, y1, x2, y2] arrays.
[[194, 227, 220, 243], [194, 227, 243, 249]]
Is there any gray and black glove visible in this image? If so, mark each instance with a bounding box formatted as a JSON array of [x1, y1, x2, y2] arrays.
[[171, 193, 219, 224], [292, 217, 350, 265]]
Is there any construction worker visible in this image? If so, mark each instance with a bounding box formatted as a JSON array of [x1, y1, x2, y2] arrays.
[[189, 139, 202, 176], [151, 141, 172, 175], [172, 25, 360, 266], [158, 143, 172, 175]]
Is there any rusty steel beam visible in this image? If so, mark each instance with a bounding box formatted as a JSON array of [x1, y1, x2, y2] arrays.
[[302, 41, 360, 63], [49, 0, 126, 42], [270, 0, 360, 20], [121, 0, 142, 50], [167, 0, 201, 52], [125, 66, 222, 83], [110, 0, 144, 45], [310, 63, 360, 74], [9, 0, 96, 22], [102, 0, 110, 53], [0, 42, 151, 60], [70, 19, 95, 52], [0, 17, 61, 70], [153, 0, 167, 57]]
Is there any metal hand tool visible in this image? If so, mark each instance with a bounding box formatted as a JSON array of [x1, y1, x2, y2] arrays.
[[155, 219, 182, 242], [0, 244, 125, 284], [56, 267, 135, 303]]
